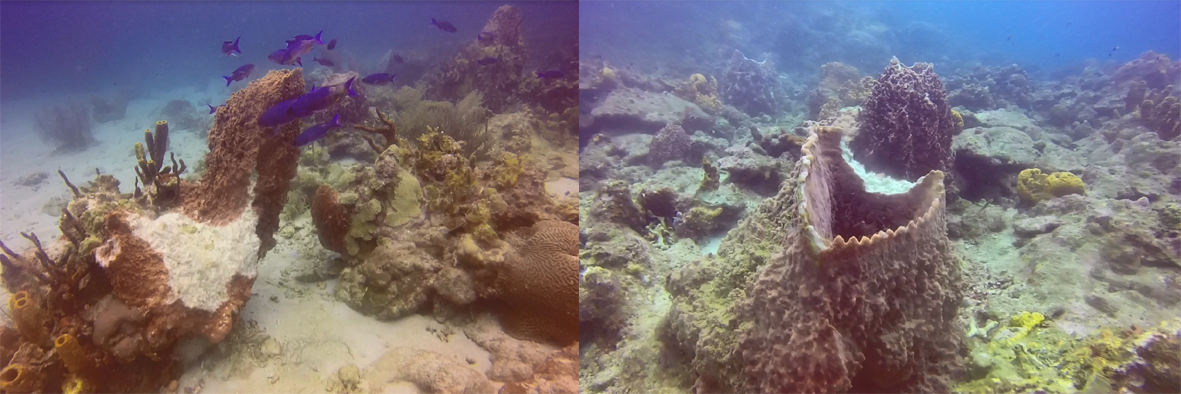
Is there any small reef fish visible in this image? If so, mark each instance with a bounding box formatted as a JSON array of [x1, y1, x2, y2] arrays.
[[431, 18, 457, 33], [268, 48, 304, 67], [258, 98, 299, 128], [392, 55, 404, 64], [476, 57, 499, 65], [536, 69, 565, 79], [1109, 46, 1119, 57], [287, 77, 359, 117], [294, 114, 343, 147], [361, 73, 396, 85], [313, 57, 335, 67], [477, 31, 495, 42], [327, 38, 338, 50], [223, 64, 254, 86], [283, 30, 325, 62], [222, 37, 241, 56], [207, 104, 220, 114]]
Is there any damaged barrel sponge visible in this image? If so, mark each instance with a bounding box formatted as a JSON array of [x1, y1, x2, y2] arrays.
[[738, 126, 963, 393]]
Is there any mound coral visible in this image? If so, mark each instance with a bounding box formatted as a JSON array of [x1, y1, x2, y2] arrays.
[[720, 50, 782, 116], [851, 57, 956, 182], [647, 123, 693, 166], [495, 220, 578, 345], [738, 125, 963, 393], [1017, 168, 1086, 204]]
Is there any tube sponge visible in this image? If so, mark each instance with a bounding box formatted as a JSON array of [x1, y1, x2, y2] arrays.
[[9, 291, 49, 347], [0, 364, 38, 393], [54, 334, 91, 377]]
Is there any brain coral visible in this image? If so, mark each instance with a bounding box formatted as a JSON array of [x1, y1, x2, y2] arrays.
[[851, 57, 956, 182], [738, 126, 963, 393], [497, 220, 578, 344]]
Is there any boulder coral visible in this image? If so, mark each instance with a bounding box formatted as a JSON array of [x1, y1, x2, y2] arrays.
[[495, 220, 579, 345]]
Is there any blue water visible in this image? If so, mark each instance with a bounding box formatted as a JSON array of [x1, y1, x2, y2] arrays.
[[1, 1, 577, 101], [580, 1, 1180, 78]]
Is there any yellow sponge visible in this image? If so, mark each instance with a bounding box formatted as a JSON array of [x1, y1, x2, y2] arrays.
[[1017, 169, 1085, 204]]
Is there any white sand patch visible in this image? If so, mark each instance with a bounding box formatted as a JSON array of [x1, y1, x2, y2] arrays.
[[545, 176, 577, 198], [178, 236, 494, 394]]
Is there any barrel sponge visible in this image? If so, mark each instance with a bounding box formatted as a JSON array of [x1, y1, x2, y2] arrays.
[[852, 57, 955, 182], [496, 220, 579, 344], [9, 291, 49, 347], [738, 126, 964, 393], [54, 334, 90, 377]]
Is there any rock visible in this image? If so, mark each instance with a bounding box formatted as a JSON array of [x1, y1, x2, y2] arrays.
[[584, 87, 707, 135], [259, 338, 282, 357], [1012, 216, 1062, 237]]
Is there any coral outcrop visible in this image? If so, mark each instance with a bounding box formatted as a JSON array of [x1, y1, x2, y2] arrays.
[[738, 126, 963, 393], [35, 101, 93, 153], [0, 69, 305, 393], [720, 50, 783, 117], [852, 57, 956, 182], [647, 123, 693, 166], [424, 5, 527, 113]]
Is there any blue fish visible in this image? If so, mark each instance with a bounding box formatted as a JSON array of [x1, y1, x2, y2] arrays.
[[536, 69, 565, 79], [223, 64, 254, 86], [287, 77, 358, 118], [361, 73, 396, 85], [268, 48, 303, 67], [327, 38, 338, 50], [431, 18, 457, 33], [476, 57, 498, 65], [283, 30, 324, 61], [312, 57, 335, 67], [222, 37, 241, 56], [259, 98, 299, 128], [294, 114, 343, 147]]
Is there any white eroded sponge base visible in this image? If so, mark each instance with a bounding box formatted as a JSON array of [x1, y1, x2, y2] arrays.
[[129, 210, 261, 311]]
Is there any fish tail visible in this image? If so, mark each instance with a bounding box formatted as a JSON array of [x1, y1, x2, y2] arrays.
[[224, 76, 233, 86], [315, 30, 324, 45], [346, 78, 357, 97], [233, 36, 241, 53], [331, 114, 342, 127], [296, 57, 303, 67]]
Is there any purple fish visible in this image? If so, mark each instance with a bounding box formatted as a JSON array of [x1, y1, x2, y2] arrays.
[[312, 57, 335, 67], [268, 48, 304, 67], [477, 32, 494, 42], [327, 38, 338, 50], [476, 57, 498, 65], [223, 64, 254, 86], [259, 98, 299, 128], [208, 104, 219, 114], [431, 18, 457, 33], [536, 69, 565, 79], [361, 73, 396, 85], [287, 77, 358, 117], [294, 114, 343, 147], [222, 37, 241, 56], [283, 30, 324, 61]]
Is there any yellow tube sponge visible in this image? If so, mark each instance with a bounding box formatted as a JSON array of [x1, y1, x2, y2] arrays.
[[0, 364, 39, 393], [9, 291, 49, 347], [54, 334, 91, 377], [62, 375, 91, 394]]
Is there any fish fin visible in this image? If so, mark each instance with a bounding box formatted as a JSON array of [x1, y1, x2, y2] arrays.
[[315, 30, 324, 45], [233, 37, 241, 53], [346, 78, 357, 97], [331, 114, 341, 127], [296, 57, 303, 67], [224, 76, 233, 86]]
